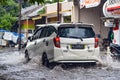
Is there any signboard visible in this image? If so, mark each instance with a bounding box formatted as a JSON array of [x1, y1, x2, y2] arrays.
[[103, 1, 113, 17], [103, 1, 120, 18], [80, 0, 101, 8], [107, 0, 120, 12], [108, 0, 120, 6], [104, 21, 114, 27]]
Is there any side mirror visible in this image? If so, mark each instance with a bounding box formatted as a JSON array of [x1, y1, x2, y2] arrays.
[[28, 36, 33, 41]]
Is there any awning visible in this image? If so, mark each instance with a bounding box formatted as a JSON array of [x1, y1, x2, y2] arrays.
[[32, 10, 71, 20], [32, 12, 57, 20], [32, 16, 42, 20], [0, 29, 9, 32], [59, 10, 71, 13], [101, 17, 115, 22]]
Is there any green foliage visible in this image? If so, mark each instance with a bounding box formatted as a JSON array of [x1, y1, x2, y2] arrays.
[[0, 7, 6, 16], [0, 13, 17, 30], [22, 1, 32, 8], [45, 0, 63, 4], [38, 8, 46, 14], [0, 0, 8, 5], [0, 0, 18, 30], [23, 0, 45, 4], [0, 0, 65, 30], [51, 0, 63, 3], [64, 16, 71, 23], [23, 0, 63, 4]]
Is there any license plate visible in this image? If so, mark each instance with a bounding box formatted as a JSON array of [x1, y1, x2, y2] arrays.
[[71, 44, 84, 49]]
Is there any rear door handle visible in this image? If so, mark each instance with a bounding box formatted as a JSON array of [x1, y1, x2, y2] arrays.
[[34, 41, 37, 45], [43, 39, 48, 46], [46, 41, 49, 46], [43, 39, 46, 42]]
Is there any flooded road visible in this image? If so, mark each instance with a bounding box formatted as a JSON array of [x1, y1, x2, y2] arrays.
[[0, 48, 120, 80]]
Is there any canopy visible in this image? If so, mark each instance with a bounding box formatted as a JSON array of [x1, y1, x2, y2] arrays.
[[0, 29, 9, 32]]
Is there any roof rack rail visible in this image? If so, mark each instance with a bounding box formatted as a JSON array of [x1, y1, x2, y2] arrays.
[[57, 21, 61, 24]]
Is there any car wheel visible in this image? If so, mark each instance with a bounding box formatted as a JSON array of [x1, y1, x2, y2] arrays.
[[25, 50, 31, 63], [42, 53, 54, 69], [42, 53, 50, 66], [61, 64, 68, 70]]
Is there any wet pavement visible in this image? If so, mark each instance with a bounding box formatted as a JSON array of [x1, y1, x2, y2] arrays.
[[0, 48, 120, 80]]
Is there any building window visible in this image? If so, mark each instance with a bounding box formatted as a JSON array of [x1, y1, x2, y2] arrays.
[[28, 30, 33, 34], [63, 16, 71, 23], [47, 17, 57, 23]]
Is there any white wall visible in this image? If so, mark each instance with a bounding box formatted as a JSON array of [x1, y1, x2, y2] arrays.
[[46, 3, 57, 14], [80, 6, 109, 40]]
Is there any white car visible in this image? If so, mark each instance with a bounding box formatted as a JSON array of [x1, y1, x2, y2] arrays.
[[25, 23, 101, 68]]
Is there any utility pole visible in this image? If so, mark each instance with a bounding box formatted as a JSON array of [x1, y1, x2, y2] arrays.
[[57, 0, 60, 23], [73, 0, 80, 23], [18, 0, 22, 50]]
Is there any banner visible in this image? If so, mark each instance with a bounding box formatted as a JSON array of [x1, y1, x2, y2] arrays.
[[80, 0, 101, 8]]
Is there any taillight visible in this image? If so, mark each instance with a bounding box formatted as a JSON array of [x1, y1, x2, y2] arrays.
[[95, 37, 99, 48], [54, 37, 60, 48]]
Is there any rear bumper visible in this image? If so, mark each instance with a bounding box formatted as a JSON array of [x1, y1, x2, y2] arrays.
[[53, 47, 101, 63]]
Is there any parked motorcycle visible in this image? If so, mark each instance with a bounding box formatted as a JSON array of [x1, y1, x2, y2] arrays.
[[110, 43, 120, 61], [102, 38, 110, 50]]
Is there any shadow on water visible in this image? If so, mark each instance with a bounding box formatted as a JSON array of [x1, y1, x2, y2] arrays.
[[0, 64, 8, 70], [0, 73, 15, 80], [59, 62, 97, 70]]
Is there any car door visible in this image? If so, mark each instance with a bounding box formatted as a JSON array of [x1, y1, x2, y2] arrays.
[[44, 26, 57, 60], [35, 27, 48, 56], [27, 29, 40, 55], [33, 28, 43, 56]]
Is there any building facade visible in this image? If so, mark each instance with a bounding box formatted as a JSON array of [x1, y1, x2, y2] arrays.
[[21, 0, 109, 44], [37, 0, 108, 44]]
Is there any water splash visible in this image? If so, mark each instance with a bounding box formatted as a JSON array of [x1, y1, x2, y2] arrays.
[[0, 51, 25, 65], [105, 48, 120, 69]]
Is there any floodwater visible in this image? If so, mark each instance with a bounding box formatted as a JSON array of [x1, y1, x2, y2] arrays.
[[0, 48, 120, 80]]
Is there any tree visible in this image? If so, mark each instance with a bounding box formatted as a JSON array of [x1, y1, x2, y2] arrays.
[[0, 0, 7, 4], [4, 0, 19, 16], [0, 13, 16, 30], [23, 0, 63, 4], [51, 0, 63, 3], [23, 0, 45, 4], [0, 0, 19, 30]]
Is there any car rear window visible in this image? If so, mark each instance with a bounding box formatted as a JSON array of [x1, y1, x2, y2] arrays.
[[58, 25, 95, 38]]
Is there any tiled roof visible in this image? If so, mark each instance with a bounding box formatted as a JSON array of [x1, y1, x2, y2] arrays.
[[21, 5, 44, 19]]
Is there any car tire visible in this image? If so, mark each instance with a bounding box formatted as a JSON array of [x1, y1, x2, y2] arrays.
[[25, 50, 31, 63], [61, 64, 68, 70], [42, 53, 54, 69]]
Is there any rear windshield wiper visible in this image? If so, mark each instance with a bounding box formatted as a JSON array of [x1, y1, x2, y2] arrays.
[[68, 36, 83, 41]]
